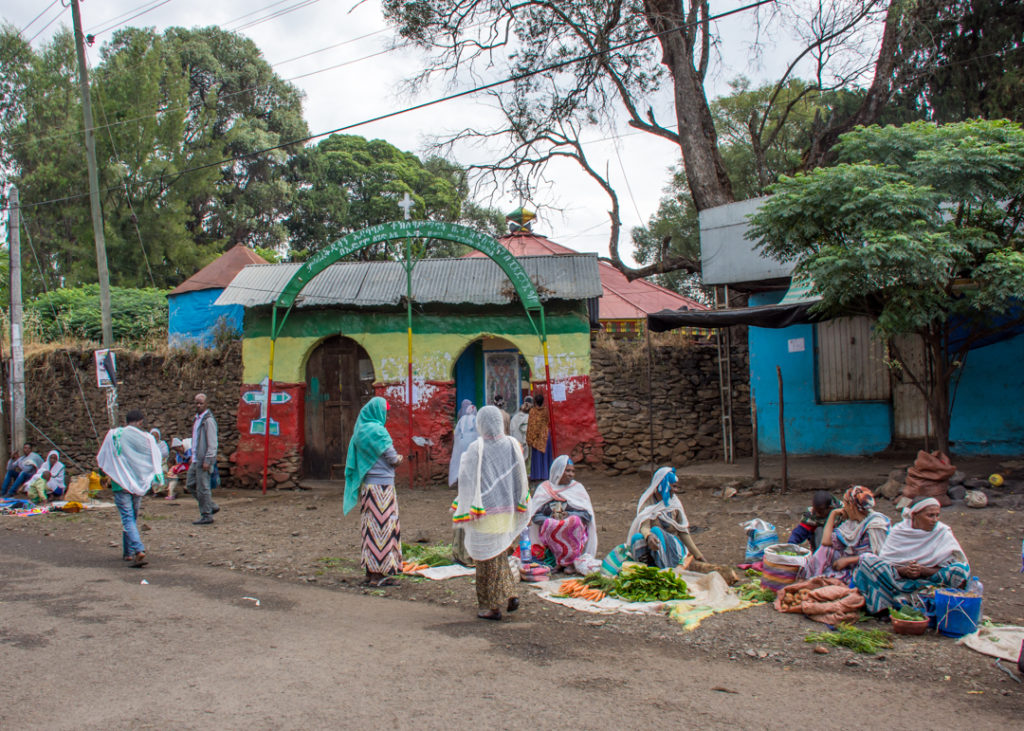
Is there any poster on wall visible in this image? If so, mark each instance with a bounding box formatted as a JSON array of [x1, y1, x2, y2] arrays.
[[95, 349, 116, 388], [484, 352, 520, 412]]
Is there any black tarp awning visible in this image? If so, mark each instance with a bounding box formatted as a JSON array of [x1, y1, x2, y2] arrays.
[[647, 301, 819, 331]]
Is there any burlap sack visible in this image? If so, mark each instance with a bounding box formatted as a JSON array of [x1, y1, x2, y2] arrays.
[[773, 576, 845, 614], [801, 585, 865, 625], [903, 450, 955, 506], [63, 475, 91, 503]]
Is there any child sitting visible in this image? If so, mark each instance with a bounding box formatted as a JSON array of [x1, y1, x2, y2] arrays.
[[788, 490, 840, 549]]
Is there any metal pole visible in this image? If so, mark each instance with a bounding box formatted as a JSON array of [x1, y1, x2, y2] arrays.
[[70, 0, 113, 347], [262, 308, 277, 494], [646, 321, 655, 469], [777, 365, 788, 491], [405, 236, 414, 489], [8, 186, 25, 452]]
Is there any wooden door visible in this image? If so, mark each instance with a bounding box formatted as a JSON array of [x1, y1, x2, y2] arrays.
[[304, 337, 374, 479], [892, 334, 933, 441]]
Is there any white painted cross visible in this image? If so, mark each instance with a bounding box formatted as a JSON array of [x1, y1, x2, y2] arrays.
[[398, 192, 415, 220], [242, 376, 292, 436]]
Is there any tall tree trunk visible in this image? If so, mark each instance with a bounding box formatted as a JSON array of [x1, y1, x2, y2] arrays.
[[924, 327, 952, 456], [643, 0, 735, 211]]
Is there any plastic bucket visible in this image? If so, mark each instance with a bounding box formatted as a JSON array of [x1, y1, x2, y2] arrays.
[[934, 589, 982, 638]]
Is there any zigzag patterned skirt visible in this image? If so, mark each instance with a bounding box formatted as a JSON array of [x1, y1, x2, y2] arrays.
[[360, 483, 402, 575]]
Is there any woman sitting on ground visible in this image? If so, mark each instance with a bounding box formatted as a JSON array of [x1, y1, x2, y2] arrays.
[[527, 455, 598, 573], [25, 450, 66, 503], [800, 485, 890, 584], [853, 497, 970, 614], [454, 405, 530, 621], [628, 467, 705, 568]]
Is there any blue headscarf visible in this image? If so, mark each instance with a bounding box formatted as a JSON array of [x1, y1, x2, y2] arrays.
[[657, 468, 678, 506]]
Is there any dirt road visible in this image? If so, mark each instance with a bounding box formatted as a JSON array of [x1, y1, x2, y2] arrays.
[[2, 531, 1020, 729]]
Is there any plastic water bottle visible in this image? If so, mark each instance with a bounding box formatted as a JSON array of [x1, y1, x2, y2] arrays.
[[519, 528, 532, 568], [967, 576, 984, 596]]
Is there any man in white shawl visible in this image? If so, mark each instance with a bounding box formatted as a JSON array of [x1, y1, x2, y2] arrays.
[[97, 410, 165, 568], [453, 405, 529, 620], [628, 467, 705, 569], [448, 399, 479, 487], [527, 455, 599, 574], [853, 497, 970, 614]]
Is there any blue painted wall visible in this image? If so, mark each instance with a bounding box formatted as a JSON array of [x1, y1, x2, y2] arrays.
[[949, 334, 1024, 455], [749, 291, 892, 455], [168, 289, 245, 348]]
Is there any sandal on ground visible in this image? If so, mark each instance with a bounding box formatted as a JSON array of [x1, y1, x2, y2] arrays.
[[507, 597, 520, 613], [477, 609, 502, 621], [132, 552, 148, 568]]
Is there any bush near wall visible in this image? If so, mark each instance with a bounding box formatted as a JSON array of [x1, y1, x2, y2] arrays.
[[26, 285, 168, 345]]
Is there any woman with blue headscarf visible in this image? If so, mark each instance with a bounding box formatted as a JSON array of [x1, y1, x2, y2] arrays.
[[628, 466, 705, 569]]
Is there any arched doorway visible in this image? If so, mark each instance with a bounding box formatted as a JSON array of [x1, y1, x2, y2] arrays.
[[304, 335, 375, 479], [453, 336, 531, 419]]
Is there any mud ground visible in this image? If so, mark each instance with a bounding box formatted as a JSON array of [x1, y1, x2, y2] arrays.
[[5, 465, 1024, 704]]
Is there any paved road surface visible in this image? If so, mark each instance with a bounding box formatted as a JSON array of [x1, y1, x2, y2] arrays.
[[0, 532, 1017, 729]]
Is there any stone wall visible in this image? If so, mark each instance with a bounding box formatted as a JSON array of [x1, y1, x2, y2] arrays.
[[23, 344, 243, 483], [590, 337, 752, 474]]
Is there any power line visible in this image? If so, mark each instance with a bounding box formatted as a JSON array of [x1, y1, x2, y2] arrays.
[[19, 0, 61, 34], [89, 0, 175, 38], [26, 5, 69, 44], [8, 0, 776, 213], [270, 27, 391, 66], [232, 0, 323, 33], [222, 0, 294, 27]]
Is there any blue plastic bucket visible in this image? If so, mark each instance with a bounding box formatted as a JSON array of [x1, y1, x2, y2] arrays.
[[934, 588, 982, 637]]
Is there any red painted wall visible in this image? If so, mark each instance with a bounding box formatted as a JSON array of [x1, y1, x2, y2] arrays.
[[376, 380, 456, 485], [231, 382, 305, 487], [532, 375, 603, 465]]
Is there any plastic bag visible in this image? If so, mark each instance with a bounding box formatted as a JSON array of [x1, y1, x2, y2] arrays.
[[740, 518, 778, 561]]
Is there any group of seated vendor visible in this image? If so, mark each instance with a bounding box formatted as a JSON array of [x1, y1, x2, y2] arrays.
[[788, 485, 969, 613], [1, 443, 65, 503]]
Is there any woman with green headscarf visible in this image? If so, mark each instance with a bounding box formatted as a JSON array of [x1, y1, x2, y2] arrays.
[[345, 397, 404, 586]]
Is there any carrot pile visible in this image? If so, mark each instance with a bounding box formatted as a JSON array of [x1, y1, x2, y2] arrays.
[[402, 561, 430, 573], [557, 578, 606, 601]]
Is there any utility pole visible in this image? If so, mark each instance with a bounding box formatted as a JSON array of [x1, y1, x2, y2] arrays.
[[9, 186, 26, 452], [70, 0, 113, 347]]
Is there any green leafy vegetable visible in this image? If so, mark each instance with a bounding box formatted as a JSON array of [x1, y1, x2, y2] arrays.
[[611, 565, 694, 602], [582, 572, 615, 592], [737, 580, 776, 603], [805, 625, 894, 655], [889, 605, 926, 621], [401, 543, 454, 567]]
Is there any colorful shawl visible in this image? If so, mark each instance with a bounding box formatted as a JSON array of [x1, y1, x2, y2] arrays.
[[525, 403, 550, 452]]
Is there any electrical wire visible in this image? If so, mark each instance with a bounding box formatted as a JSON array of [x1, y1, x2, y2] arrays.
[[232, 0, 323, 33], [26, 5, 69, 44], [8, 0, 776, 213], [89, 0, 175, 39], [19, 0, 61, 34]]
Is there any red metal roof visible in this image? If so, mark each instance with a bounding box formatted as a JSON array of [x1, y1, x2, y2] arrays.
[[466, 230, 708, 319], [169, 244, 269, 296]]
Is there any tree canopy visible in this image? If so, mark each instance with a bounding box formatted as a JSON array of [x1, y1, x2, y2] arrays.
[[748, 119, 1024, 453]]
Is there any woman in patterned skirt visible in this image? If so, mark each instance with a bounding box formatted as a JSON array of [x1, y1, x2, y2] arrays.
[[453, 405, 530, 620], [344, 397, 404, 587]]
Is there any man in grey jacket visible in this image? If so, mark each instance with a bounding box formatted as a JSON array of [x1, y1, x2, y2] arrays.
[[186, 393, 220, 525]]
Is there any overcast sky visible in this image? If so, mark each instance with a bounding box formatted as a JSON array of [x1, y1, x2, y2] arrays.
[[3, 0, 881, 261]]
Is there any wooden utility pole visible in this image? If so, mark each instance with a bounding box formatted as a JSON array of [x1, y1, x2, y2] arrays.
[[70, 0, 113, 347], [9, 186, 26, 452]]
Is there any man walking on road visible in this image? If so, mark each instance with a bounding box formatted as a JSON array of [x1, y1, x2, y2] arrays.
[[187, 393, 220, 525], [96, 410, 164, 567]]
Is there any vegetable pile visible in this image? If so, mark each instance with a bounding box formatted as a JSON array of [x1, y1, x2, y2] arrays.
[[610, 564, 694, 602], [805, 625, 893, 655], [779, 586, 812, 611], [737, 580, 776, 604], [557, 578, 607, 601], [401, 542, 453, 568], [889, 605, 926, 621]]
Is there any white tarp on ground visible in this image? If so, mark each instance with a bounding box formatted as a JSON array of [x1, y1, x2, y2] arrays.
[[958, 624, 1024, 662]]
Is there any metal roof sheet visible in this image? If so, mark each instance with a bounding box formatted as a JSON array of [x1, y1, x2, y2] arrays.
[[214, 254, 602, 309]]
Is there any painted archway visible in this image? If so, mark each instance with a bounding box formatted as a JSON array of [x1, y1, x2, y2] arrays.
[[258, 221, 554, 491]]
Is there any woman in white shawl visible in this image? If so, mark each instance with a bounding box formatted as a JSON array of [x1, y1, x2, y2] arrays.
[[25, 450, 66, 503], [628, 467, 705, 569], [453, 405, 529, 620], [800, 485, 890, 583], [527, 455, 598, 573], [448, 399, 479, 487], [853, 497, 970, 613]]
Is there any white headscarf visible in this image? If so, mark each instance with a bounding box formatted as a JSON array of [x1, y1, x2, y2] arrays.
[[96, 425, 165, 496], [448, 401, 480, 486], [527, 455, 598, 559], [627, 466, 689, 540], [32, 450, 66, 491], [877, 499, 966, 567], [453, 406, 530, 561], [151, 429, 170, 462]]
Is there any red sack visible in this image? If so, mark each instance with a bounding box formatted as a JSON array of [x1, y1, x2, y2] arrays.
[[773, 577, 845, 614], [903, 450, 955, 506]]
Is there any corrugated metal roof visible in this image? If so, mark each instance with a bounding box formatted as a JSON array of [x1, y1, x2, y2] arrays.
[[214, 254, 602, 309]]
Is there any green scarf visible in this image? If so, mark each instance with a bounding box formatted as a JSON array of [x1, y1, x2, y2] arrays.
[[344, 397, 393, 514]]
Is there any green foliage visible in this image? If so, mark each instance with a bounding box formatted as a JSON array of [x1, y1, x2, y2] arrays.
[[805, 625, 893, 655], [26, 285, 168, 344], [400, 542, 454, 567]]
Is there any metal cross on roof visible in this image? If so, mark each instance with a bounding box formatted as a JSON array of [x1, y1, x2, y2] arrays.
[[398, 192, 415, 220]]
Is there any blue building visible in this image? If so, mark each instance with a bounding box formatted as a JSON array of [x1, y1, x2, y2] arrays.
[[650, 198, 1024, 457], [167, 244, 267, 347]]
